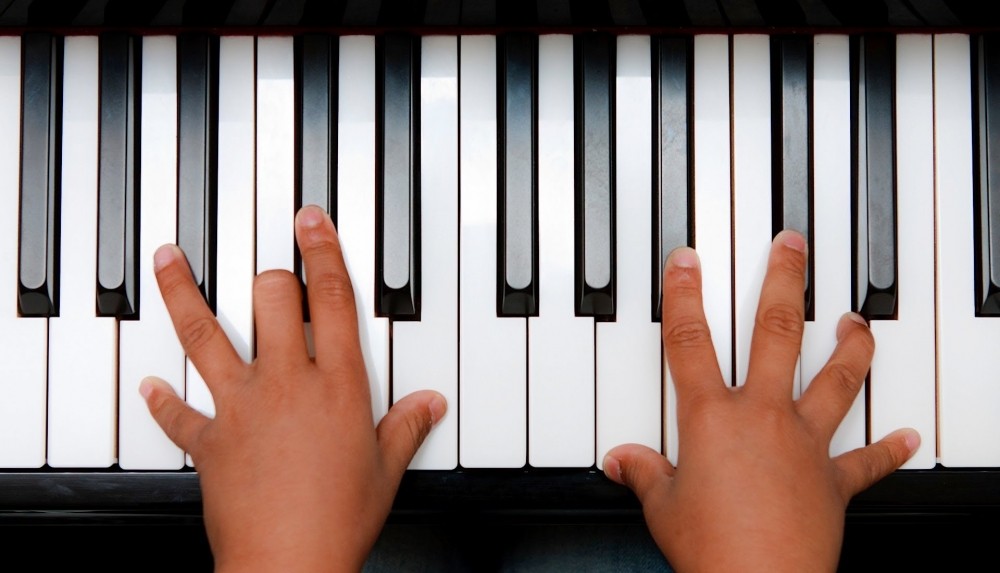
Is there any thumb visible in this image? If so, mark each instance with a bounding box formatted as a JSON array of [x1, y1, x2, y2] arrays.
[[833, 427, 920, 500], [140, 376, 210, 456], [603, 444, 675, 506], [376, 390, 447, 478]]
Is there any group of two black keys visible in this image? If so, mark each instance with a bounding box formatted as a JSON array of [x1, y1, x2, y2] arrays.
[[15, 31, 1000, 325]]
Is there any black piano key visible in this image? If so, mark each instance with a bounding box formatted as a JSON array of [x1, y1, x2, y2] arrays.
[[376, 34, 419, 319], [150, 0, 184, 26], [497, 33, 538, 317], [851, 34, 897, 320], [771, 35, 814, 321], [973, 34, 1000, 316], [97, 33, 140, 318], [18, 32, 62, 317], [574, 32, 615, 319], [294, 33, 338, 321], [262, 0, 307, 25], [343, 0, 381, 26], [652, 36, 693, 322], [176, 33, 219, 312], [225, 0, 271, 25]]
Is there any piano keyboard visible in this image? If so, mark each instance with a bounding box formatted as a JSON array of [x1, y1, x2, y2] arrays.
[[0, 30, 998, 474]]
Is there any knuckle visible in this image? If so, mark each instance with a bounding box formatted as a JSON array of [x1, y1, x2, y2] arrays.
[[823, 361, 864, 396], [177, 315, 222, 354], [156, 265, 189, 301], [309, 268, 357, 309], [255, 270, 299, 302], [403, 411, 431, 453], [663, 319, 713, 349], [775, 246, 807, 276], [756, 303, 804, 340]]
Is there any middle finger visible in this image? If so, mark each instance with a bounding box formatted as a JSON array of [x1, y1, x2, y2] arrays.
[[745, 230, 807, 399]]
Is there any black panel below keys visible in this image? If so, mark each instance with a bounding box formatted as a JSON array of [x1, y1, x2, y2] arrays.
[[652, 35, 692, 322], [376, 33, 420, 319], [497, 33, 538, 317], [851, 34, 897, 320], [97, 33, 140, 318], [294, 33, 338, 322], [176, 33, 219, 313], [771, 35, 814, 321], [973, 34, 1000, 317], [18, 32, 62, 317], [574, 32, 615, 320]]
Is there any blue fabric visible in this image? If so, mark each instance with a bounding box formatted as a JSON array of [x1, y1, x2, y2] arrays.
[[363, 522, 675, 572]]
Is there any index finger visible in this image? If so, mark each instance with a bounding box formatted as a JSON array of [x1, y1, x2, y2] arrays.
[[293, 205, 364, 373], [661, 247, 726, 400], [153, 244, 244, 387]]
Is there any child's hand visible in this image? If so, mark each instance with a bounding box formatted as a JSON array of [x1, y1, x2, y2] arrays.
[[140, 205, 446, 573], [605, 231, 919, 571]]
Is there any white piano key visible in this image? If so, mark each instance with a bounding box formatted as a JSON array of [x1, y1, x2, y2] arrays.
[[256, 36, 295, 275], [47, 36, 117, 468], [936, 33, 1000, 467], [459, 35, 527, 468], [801, 35, 864, 457], [119, 36, 186, 470], [731, 34, 774, 389], [0, 37, 46, 468], [596, 34, 661, 470], [529, 34, 595, 468], [217, 36, 256, 367], [666, 34, 732, 464], [184, 36, 257, 467], [392, 36, 458, 470], [338, 36, 390, 422], [867, 34, 936, 469]]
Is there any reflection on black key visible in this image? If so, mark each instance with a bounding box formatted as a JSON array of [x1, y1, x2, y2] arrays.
[[973, 34, 1000, 316], [18, 32, 62, 317], [176, 33, 219, 312], [771, 35, 814, 320], [376, 33, 419, 319], [295, 33, 338, 321], [575, 32, 615, 319], [498, 33, 538, 317], [97, 33, 140, 318], [652, 36, 692, 322], [851, 34, 896, 320]]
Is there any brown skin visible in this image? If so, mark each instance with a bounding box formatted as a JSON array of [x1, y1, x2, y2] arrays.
[[603, 231, 919, 572], [140, 205, 445, 573], [141, 207, 916, 572]]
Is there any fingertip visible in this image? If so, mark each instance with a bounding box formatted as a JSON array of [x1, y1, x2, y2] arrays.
[[889, 427, 921, 457], [152, 244, 181, 273], [428, 392, 447, 426], [775, 229, 807, 253], [602, 453, 624, 484], [667, 246, 699, 270], [836, 312, 869, 341], [139, 376, 173, 401], [296, 204, 326, 229]]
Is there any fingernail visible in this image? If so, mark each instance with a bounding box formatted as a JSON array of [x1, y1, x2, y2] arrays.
[[902, 429, 921, 454], [153, 245, 178, 273], [836, 312, 869, 340], [603, 454, 623, 484], [778, 230, 807, 253], [298, 205, 325, 229], [429, 394, 447, 425], [139, 377, 156, 400], [845, 312, 868, 326], [669, 247, 699, 269]]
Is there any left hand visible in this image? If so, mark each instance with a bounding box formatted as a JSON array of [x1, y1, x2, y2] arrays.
[[140, 205, 446, 572]]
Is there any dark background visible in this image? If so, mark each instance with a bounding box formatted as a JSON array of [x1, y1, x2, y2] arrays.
[[1, 512, 995, 572]]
